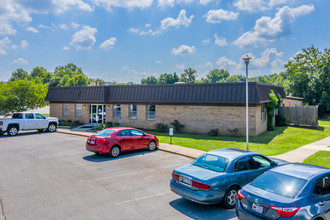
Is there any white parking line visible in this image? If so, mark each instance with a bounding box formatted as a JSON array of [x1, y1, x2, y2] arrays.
[[115, 191, 171, 206], [25, 150, 45, 159]]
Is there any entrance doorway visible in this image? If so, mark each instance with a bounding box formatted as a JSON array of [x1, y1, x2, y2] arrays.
[[89, 104, 106, 124]]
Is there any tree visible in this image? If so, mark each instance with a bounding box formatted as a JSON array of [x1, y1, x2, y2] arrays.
[[180, 68, 197, 83], [0, 79, 48, 115], [205, 69, 230, 83], [9, 68, 29, 81], [284, 45, 330, 114], [50, 63, 90, 87], [223, 75, 245, 82], [141, 76, 158, 85], [158, 73, 179, 84], [30, 67, 53, 85]]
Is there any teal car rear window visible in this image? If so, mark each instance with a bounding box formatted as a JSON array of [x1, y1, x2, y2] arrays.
[[96, 129, 115, 137], [193, 154, 229, 172]]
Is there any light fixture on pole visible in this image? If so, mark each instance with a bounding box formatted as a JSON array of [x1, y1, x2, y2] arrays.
[[243, 55, 252, 151]]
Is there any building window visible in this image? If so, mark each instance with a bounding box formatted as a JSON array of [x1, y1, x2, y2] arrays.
[[113, 104, 121, 118], [129, 104, 138, 119], [75, 104, 82, 117], [146, 105, 155, 120], [63, 104, 70, 116], [261, 105, 266, 122]]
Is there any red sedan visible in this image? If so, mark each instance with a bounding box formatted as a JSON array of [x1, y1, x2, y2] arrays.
[[86, 127, 159, 157]]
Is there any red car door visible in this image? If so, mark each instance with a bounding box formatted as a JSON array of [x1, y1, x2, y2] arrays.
[[130, 129, 149, 149], [116, 130, 134, 151]]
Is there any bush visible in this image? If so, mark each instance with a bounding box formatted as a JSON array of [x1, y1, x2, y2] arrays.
[[170, 120, 185, 132], [208, 128, 219, 136], [155, 122, 168, 132], [113, 122, 120, 127], [105, 122, 113, 128], [59, 120, 72, 126], [73, 120, 81, 126], [92, 124, 106, 130], [275, 114, 287, 126], [228, 128, 239, 137]]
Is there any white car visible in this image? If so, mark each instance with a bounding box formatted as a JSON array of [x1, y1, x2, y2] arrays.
[[0, 112, 59, 136]]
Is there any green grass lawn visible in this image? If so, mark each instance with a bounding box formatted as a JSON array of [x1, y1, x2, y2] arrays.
[[43, 113, 50, 117], [149, 118, 330, 156], [303, 151, 330, 168]]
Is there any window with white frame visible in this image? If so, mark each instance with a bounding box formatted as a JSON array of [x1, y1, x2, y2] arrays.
[[113, 104, 121, 118], [261, 105, 266, 122], [75, 104, 82, 117], [146, 105, 155, 120], [129, 104, 138, 119], [63, 104, 70, 116]]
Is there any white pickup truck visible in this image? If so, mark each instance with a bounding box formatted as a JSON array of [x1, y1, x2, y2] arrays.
[[0, 112, 59, 136]]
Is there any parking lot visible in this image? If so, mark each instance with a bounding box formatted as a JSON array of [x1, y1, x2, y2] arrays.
[[0, 131, 237, 220]]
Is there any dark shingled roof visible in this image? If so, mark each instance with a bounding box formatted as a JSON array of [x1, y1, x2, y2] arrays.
[[45, 82, 286, 106]]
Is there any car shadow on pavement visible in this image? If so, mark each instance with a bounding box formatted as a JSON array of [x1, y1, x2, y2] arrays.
[[0, 131, 50, 138], [169, 198, 237, 220], [83, 149, 158, 163]]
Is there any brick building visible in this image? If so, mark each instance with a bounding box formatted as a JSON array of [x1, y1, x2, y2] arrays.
[[45, 82, 286, 136]]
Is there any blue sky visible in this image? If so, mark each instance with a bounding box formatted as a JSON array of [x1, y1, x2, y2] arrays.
[[0, 0, 329, 83]]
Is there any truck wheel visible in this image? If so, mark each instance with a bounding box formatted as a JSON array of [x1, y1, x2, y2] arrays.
[[7, 126, 19, 136], [47, 123, 57, 132]]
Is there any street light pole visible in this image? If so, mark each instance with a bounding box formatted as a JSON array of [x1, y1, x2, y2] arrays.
[[243, 55, 252, 151]]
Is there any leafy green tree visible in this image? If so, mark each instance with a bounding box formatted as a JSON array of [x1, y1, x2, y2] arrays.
[[30, 67, 53, 85], [141, 76, 158, 84], [50, 63, 90, 87], [9, 68, 29, 81], [0, 79, 48, 115], [223, 75, 245, 82], [158, 73, 179, 84], [284, 45, 330, 114], [205, 69, 230, 83], [180, 68, 197, 83]]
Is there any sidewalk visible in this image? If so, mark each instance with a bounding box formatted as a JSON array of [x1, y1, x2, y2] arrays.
[[57, 128, 330, 162]]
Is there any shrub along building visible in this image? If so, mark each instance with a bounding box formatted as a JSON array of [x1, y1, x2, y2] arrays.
[[45, 82, 285, 136]]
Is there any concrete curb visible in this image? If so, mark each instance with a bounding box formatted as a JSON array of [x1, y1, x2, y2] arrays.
[[57, 128, 203, 159]]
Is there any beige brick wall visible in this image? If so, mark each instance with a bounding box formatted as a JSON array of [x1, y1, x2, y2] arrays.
[[49, 103, 89, 124], [50, 103, 267, 136]]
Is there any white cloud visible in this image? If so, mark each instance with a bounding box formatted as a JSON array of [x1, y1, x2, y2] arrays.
[[233, 5, 314, 48], [93, 0, 153, 11], [59, 23, 69, 30], [71, 22, 81, 29], [99, 37, 117, 50], [39, 24, 49, 29], [216, 48, 285, 75], [130, 9, 193, 36], [70, 25, 97, 50], [0, 37, 13, 55], [199, 0, 217, 5], [268, 0, 288, 8], [214, 33, 228, 46], [121, 65, 150, 83], [27, 27, 39, 33], [52, 0, 94, 14], [202, 38, 211, 44], [176, 63, 185, 70], [63, 46, 70, 50], [21, 40, 28, 48], [155, 60, 162, 64], [161, 9, 194, 29], [157, 0, 193, 8], [234, 0, 267, 13], [12, 58, 28, 64], [172, 45, 196, 55], [204, 9, 239, 24]]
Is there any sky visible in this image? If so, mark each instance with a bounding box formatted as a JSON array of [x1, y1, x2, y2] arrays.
[[0, 0, 329, 83]]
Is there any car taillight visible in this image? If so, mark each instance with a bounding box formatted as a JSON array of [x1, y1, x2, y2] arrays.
[[237, 190, 246, 200], [96, 138, 107, 145], [0, 121, 2, 126], [270, 206, 300, 217], [191, 180, 211, 190], [172, 172, 180, 181]]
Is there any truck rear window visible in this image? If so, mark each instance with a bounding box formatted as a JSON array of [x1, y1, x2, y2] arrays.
[[12, 113, 23, 119]]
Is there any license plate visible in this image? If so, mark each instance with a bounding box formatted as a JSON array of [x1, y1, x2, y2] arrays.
[[180, 175, 192, 185], [252, 203, 263, 214], [91, 140, 95, 144]]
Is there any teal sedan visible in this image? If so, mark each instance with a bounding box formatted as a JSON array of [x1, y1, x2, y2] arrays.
[[170, 148, 287, 209]]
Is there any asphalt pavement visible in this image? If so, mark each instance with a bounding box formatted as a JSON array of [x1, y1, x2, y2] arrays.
[[0, 131, 238, 220]]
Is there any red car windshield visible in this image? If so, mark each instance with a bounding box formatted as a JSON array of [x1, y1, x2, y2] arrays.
[[95, 129, 116, 137]]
